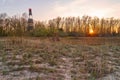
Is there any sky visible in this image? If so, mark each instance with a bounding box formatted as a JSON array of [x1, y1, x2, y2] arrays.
[[0, 0, 120, 21]]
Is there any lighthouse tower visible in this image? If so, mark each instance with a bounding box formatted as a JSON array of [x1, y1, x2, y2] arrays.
[[27, 8, 33, 31]]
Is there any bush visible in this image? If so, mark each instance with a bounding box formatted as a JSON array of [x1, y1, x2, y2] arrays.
[[0, 27, 7, 36], [68, 32, 80, 37], [58, 30, 68, 37], [32, 27, 49, 37]]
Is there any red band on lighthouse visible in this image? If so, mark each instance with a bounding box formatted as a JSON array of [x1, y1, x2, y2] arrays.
[[29, 8, 32, 15]]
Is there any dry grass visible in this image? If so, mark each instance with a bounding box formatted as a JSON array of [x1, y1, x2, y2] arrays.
[[0, 37, 119, 80]]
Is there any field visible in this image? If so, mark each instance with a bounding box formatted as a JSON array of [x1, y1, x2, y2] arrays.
[[0, 37, 120, 80]]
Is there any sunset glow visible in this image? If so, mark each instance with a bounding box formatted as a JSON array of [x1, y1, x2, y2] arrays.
[[89, 28, 94, 35], [115, 27, 119, 34], [90, 11, 106, 18]]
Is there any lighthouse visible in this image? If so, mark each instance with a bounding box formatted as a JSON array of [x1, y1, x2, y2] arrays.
[[27, 8, 33, 31]]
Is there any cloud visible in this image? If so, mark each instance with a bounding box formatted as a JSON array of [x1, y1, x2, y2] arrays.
[[27, 0, 120, 20], [52, 0, 87, 16], [48, 0, 120, 18]]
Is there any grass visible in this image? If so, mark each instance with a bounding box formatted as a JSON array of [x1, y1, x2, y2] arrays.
[[0, 37, 119, 80]]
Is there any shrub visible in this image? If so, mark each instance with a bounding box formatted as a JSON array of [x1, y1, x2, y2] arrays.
[[32, 27, 49, 37], [0, 27, 7, 36]]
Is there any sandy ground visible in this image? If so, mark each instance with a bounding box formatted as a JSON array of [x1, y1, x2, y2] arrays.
[[0, 37, 119, 80]]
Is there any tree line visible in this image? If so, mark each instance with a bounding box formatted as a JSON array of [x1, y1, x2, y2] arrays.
[[0, 13, 120, 37]]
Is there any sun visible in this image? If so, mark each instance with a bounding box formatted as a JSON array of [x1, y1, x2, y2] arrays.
[[89, 28, 94, 34], [89, 24, 94, 35]]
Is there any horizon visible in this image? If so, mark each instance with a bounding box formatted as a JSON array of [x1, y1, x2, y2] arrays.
[[1, 0, 120, 21]]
